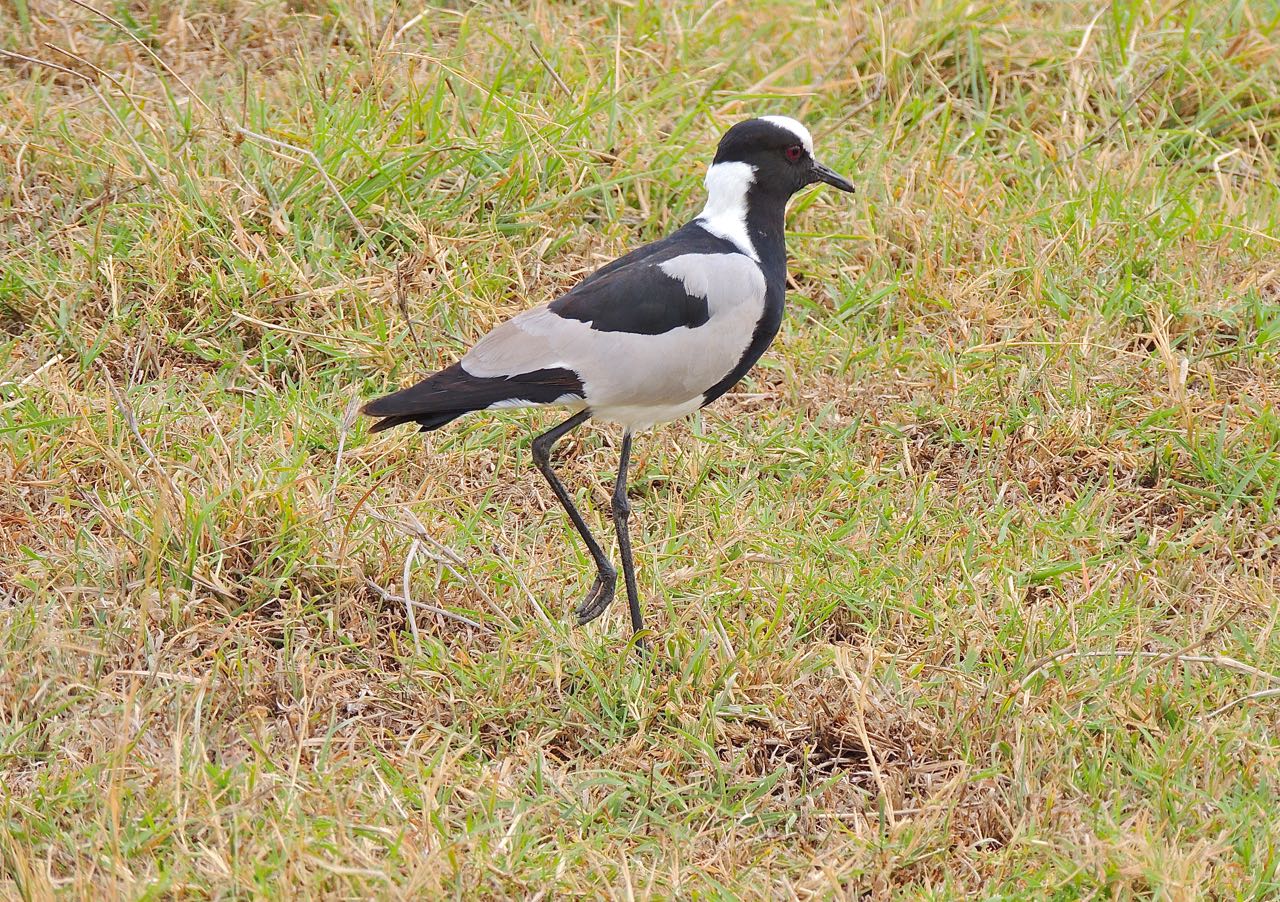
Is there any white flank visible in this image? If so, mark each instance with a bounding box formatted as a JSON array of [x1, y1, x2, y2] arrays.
[[487, 394, 587, 412], [696, 161, 757, 260], [759, 115, 813, 155]]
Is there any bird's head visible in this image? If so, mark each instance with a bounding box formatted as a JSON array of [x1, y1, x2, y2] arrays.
[[709, 116, 854, 199]]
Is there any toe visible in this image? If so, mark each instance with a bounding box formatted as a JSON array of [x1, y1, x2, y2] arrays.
[[573, 573, 616, 625]]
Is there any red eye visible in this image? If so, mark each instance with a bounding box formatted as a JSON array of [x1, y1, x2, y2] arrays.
[[785, 145, 804, 162]]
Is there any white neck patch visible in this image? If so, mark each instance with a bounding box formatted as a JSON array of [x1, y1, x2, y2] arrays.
[[759, 115, 813, 155], [696, 161, 757, 260]]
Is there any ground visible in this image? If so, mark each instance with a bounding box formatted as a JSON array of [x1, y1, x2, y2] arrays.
[[2, 0, 1280, 897]]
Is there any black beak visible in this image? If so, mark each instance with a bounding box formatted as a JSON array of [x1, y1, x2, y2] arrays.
[[810, 159, 855, 192]]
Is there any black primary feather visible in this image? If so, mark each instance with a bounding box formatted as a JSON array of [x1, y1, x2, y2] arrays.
[[362, 362, 584, 433]]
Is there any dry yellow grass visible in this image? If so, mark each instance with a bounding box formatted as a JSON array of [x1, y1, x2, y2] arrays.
[[3, 0, 1280, 897]]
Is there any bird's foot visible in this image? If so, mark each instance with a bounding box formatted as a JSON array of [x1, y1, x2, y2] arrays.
[[574, 569, 617, 625]]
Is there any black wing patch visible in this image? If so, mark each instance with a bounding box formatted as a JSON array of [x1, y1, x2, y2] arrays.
[[550, 262, 708, 335], [549, 222, 746, 335]]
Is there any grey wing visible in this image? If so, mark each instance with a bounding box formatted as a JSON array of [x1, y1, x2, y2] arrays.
[[463, 253, 768, 410]]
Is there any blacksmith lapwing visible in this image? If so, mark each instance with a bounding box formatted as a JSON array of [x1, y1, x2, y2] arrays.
[[364, 116, 853, 647]]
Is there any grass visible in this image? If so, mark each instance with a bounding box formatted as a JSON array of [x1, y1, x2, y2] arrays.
[[2, 0, 1280, 896]]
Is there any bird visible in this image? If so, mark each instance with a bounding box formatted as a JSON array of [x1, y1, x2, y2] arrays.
[[363, 116, 854, 648]]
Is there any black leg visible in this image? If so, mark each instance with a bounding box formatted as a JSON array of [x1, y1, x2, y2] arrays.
[[531, 410, 616, 625], [611, 431, 646, 647]]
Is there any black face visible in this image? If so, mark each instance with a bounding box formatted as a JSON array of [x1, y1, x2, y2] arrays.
[[712, 118, 855, 197]]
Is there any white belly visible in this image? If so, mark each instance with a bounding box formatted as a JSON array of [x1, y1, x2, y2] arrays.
[[589, 397, 705, 431]]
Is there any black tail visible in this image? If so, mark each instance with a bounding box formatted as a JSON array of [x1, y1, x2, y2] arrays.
[[365, 410, 468, 434], [362, 362, 584, 433]]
